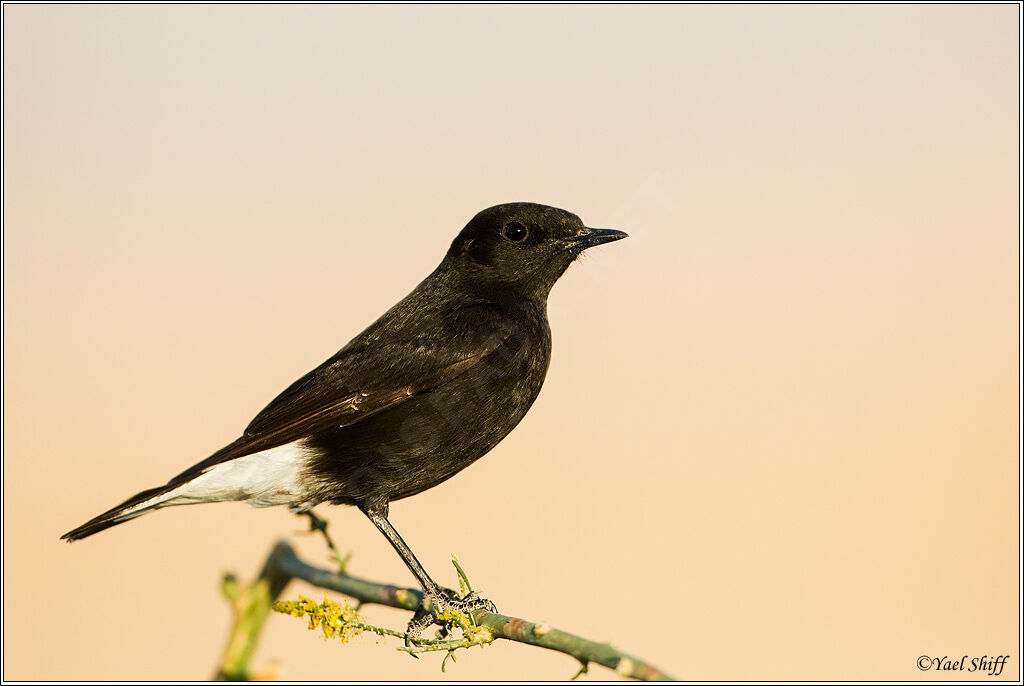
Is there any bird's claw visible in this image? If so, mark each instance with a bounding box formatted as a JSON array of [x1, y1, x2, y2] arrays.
[[403, 610, 436, 654], [402, 588, 498, 652]]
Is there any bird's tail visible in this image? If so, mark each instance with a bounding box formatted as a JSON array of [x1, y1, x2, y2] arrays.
[[61, 484, 178, 542]]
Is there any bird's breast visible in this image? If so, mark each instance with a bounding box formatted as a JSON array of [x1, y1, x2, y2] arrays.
[[305, 311, 552, 507]]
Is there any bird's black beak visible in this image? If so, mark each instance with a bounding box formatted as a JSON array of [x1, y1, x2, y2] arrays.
[[572, 227, 629, 250]]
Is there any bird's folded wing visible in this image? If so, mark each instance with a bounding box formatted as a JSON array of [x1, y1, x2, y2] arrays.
[[240, 349, 491, 449], [167, 310, 510, 486]]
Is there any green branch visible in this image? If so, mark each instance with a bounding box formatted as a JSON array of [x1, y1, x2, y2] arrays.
[[215, 543, 292, 680], [217, 538, 674, 681]]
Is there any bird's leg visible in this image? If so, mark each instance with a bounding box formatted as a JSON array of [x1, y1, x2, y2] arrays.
[[363, 506, 442, 596], [362, 505, 497, 648]]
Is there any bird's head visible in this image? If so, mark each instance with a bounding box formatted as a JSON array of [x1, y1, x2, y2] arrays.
[[444, 202, 627, 301]]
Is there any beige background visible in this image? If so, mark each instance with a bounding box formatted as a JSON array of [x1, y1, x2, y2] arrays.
[[3, 4, 1019, 681]]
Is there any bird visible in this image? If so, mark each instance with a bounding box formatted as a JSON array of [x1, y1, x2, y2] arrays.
[[62, 201, 627, 641]]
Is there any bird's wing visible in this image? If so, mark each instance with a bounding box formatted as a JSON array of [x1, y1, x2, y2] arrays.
[[167, 300, 509, 485], [240, 343, 494, 448]]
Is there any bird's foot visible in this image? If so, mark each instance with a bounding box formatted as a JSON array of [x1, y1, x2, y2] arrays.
[[403, 588, 498, 648]]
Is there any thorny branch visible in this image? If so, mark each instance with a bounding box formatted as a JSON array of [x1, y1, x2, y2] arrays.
[[216, 524, 674, 681]]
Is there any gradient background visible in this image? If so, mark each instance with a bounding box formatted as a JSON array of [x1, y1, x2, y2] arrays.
[[3, 4, 1019, 681]]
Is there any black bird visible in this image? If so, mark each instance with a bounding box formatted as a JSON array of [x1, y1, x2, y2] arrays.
[[62, 202, 627, 640]]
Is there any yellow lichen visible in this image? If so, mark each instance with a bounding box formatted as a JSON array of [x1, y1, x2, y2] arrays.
[[435, 608, 473, 631], [273, 595, 366, 644]]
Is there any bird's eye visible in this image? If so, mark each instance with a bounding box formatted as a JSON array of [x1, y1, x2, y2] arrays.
[[502, 222, 528, 242]]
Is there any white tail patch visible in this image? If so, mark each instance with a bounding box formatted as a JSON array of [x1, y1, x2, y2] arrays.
[[120, 441, 314, 517]]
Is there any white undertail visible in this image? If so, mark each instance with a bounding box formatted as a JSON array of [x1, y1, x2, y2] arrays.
[[119, 440, 315, 518]]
